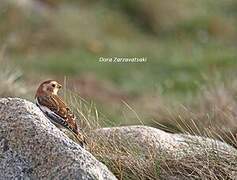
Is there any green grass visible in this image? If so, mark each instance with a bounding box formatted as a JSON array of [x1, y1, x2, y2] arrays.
[[4, 0, 237, 99], [13, 39, 237, 97], [3, 0, 237, 133]]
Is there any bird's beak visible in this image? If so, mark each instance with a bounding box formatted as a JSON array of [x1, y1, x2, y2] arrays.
[[57, 84, 62, 89]]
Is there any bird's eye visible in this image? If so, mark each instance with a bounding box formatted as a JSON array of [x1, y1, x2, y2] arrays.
[[52, 84, 56, 87]]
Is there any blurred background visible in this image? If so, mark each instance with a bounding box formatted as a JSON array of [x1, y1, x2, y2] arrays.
[[1, 0, 237, 143]]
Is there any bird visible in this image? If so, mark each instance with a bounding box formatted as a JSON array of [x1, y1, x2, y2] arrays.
[[35, 80, 86, 148]]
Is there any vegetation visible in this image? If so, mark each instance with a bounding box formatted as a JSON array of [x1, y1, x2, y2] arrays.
[[0, 0, 237, 179], [68, 91, 237, 180]]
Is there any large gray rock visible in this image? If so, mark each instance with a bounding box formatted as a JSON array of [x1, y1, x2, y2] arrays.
[[93, 126, 237, 179], [95, 126, 237, 157], [0, 98, 117, 180]]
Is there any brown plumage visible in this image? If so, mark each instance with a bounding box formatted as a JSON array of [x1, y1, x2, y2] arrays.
[[35, 80, 86, 147]]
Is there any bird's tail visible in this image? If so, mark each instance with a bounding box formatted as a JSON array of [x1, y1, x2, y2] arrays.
[[74, 131, 87, 148], [62, 129, 87, 148]]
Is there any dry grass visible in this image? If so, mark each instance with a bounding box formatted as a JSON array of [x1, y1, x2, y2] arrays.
[[139, 83, 237, 148], [66, 90, 237, 180], [119, 76, 237, 149]]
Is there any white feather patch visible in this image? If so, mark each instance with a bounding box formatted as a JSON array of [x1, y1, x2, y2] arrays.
[[36, 98, 69, 129]]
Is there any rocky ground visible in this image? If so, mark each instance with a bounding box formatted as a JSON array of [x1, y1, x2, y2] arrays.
[[0, 98, 236, 179]]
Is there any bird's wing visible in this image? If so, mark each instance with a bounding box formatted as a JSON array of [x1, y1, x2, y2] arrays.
[[36, 95, 78, 135]]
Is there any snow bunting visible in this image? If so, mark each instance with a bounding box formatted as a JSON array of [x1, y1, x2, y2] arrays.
[[35, 80, 86, 148]]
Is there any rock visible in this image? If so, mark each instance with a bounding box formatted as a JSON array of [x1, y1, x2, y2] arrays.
[[92, 126, 237, 179], [94, 126, 237, 156], [0, 98, 117, 180]]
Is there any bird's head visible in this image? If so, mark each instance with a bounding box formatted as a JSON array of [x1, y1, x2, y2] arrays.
[[36, 80, 62, 97]]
